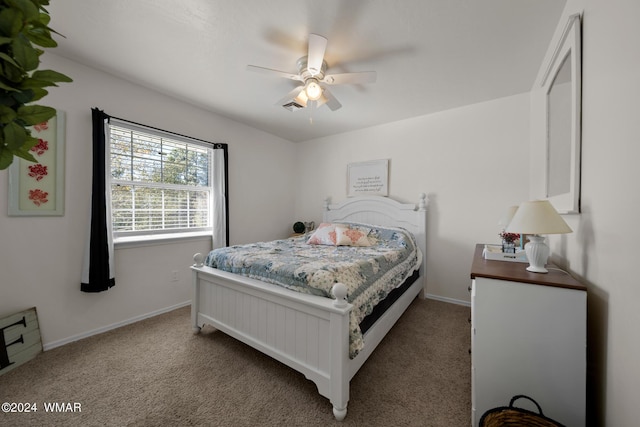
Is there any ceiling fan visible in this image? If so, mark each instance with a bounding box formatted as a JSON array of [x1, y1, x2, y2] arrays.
[[246, 33, 377, 112]]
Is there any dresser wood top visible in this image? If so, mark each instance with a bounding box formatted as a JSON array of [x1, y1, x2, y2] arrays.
[[470, 244, 586, 291]]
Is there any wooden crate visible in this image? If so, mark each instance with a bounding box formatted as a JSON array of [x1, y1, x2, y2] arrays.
[[0, 307, 43, 376]]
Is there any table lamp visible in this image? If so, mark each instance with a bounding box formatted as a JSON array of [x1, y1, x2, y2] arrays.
[[505, 200, 572, 273]]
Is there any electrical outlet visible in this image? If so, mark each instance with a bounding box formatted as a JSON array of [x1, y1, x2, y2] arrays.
[[171, 270, 179, 282]]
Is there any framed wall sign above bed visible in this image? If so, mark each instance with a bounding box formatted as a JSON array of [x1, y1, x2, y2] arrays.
[[347, 159, 389, 197], [190, 194, 427, 420]]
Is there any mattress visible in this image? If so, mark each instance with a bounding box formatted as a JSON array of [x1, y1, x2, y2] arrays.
[[204, 222, 421, 358]]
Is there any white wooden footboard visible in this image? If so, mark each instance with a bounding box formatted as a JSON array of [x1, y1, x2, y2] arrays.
[[190, 194, 428, 421], [191, 255, 352, 420]]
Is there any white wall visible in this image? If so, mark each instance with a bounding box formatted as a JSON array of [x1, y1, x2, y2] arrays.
[[0, 53, 296, 348], [294, 93, 530, 304], [530, 1, 640, 425], [4, 3, 637, 422]]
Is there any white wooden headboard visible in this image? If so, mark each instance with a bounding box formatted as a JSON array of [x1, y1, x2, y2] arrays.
[[323, 194, 428, 295]]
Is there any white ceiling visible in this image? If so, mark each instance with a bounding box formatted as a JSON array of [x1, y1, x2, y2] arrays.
[[47, 0, 566, 142]]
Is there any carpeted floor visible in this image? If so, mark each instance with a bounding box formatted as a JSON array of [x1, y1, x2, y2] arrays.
[[0, 298, 471, 426]]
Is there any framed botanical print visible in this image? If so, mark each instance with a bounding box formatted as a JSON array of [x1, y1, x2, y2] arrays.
[[8, 111, 65, 216]]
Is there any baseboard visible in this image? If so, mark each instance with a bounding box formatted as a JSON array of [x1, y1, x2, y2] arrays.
[[425, 293, 471, 307], [42, 301, 191, 351]]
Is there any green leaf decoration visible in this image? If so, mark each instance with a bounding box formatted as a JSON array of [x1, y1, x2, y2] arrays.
[[0, 80, 20, 92], [39, 12, 51, 27], [25, 27, 57, 48], [4, 121, 29, 149], [15, 134, 40, 156], [12, 88, 36, 104], [12, 0, 40, 22], [0, 0, 71, 169], [0, 105, 17, 123], [0, 51, 21, 68], [0, 8, 23, 38], [0, 146, 16, 170], [1, 58, 26, 82], [14, 148, 38, 163], [28, 87, 48, 102], [12, 34, 40, 71], [0, 91, 17, 106], [17, 104, 56, 125], [31, 69, 72, 82], [20, 77, 57, 89]]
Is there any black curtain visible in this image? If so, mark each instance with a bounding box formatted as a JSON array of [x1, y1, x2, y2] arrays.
[[81, 108, 115, 292]]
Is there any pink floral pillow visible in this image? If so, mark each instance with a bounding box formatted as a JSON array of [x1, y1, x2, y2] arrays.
[[307, 223, 374, 246], [336, 226, 373, 246], [307, 223, 339, 245]]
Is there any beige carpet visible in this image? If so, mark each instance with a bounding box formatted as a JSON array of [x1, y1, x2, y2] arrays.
[[0, 298, 471, 427]]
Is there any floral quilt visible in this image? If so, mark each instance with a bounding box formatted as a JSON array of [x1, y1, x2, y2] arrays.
[[204, 222, 422, 358]]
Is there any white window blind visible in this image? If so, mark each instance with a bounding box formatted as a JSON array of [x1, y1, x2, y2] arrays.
[[108, 120, 214, 238]]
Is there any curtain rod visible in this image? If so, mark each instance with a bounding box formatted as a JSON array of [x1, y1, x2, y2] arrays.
[[96, 108, 228, 149]]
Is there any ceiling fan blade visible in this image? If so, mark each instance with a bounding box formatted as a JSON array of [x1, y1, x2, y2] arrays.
[[307, 34, 327, 76], [246, 65, 302, 81], [322, 71, 377, 85], [320, 88, 342, 111], [275, 86, 306, 107]]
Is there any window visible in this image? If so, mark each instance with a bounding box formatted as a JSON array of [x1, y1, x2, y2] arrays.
[[107, 119, 225, 241]]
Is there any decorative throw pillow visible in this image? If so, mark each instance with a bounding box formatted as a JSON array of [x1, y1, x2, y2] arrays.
[[307, 223, 339, 245], [336, 226, 373, 246]]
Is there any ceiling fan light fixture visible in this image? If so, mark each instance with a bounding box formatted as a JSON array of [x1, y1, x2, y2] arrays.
[[247, 33, 375, 112], [294, 90, 308, 106], [305, 79, 322, 101]]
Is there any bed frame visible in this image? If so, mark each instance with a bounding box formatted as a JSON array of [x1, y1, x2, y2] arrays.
[[191, 194, 427, 420]]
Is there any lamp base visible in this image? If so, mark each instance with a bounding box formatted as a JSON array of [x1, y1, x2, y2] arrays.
[[524, 235, 549, 273], [526, 265, 549, 273]]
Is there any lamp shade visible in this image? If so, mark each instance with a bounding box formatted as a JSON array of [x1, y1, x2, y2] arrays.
[[505, 200, 572, 235]]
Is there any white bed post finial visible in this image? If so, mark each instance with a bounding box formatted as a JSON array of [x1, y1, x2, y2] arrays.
[[417, 193, 427, 211], [332, 283, 348, 308], [324, 197, 331, 212], [193, 253, 204, 267]]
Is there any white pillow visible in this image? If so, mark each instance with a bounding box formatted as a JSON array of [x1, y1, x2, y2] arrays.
[[335, 226, 373, 247], [307, 223, 339, 245]]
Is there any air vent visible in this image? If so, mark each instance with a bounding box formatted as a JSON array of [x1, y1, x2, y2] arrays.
[[282, 101, 305, 112]]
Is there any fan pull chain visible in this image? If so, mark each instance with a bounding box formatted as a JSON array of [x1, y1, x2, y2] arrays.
[[308, 100, 315, 124]]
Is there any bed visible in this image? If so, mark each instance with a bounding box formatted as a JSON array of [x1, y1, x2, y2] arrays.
[[190, 194, 427, 420]]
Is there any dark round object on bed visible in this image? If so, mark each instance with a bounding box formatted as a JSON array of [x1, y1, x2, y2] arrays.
[[293, 221, 306, 233]]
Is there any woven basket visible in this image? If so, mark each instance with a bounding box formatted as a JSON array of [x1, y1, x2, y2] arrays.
[[479, 395, 565, 427]]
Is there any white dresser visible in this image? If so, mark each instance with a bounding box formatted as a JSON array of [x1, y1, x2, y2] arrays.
[[470, 244, 586, 426]]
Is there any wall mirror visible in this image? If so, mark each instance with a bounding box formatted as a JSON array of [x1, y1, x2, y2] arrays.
[[541, 13, 581, 214]]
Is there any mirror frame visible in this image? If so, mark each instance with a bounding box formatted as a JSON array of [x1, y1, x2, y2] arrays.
[[541, 13, 582, 214]]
